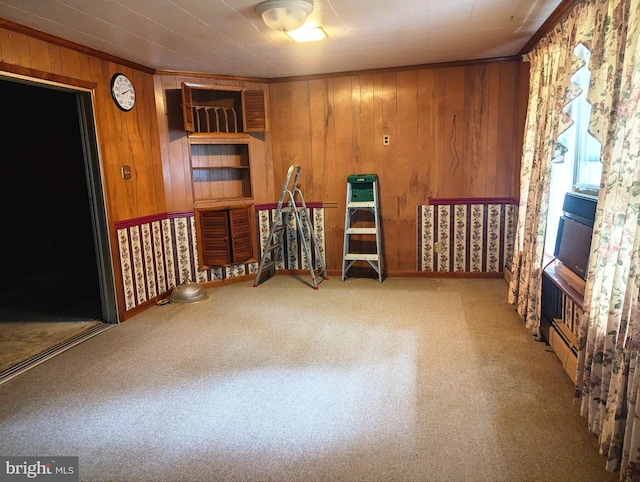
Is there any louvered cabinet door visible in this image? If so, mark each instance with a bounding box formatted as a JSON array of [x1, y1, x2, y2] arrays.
[[229, 208, 254, 263], [181, 83, 195, 132], [242, 90, 269, 132], [198, 209, 232, 266], [195, 206, 256, 268]]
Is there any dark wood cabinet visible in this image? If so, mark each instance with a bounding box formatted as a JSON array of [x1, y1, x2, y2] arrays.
[[195, 205, 256, 268], [181, 83, 268, 134], [182, 83, 267, 268]]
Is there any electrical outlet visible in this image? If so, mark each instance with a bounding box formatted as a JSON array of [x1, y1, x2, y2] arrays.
[[383, 135, 390, 146], [434, 241, 442, 253]]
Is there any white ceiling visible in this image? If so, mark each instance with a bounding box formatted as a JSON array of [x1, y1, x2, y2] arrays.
[[0, 0, 562, 79]]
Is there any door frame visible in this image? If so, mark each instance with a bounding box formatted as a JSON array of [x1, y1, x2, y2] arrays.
[[1, 69, 119, 323]]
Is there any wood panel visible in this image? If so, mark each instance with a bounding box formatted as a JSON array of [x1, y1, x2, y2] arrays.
[[497, 62, 518, 197], [416, 69, 435, 205], [48, 43, 63, 76], [0, 23, 166, 321], [486, 63, 502, 195], [311, 78, 340, 268], [397, 71, 418, 270], [443, 67, 465, 198], [27, 37, 52, 72], [291, 80, 313, 189], [464, 64, 488, 198], [380, 71, 398, 271], [359, 75, 376, 176], [268, 60, 527, 273]]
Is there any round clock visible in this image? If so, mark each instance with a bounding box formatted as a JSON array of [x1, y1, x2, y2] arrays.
[[110, 73, 135, 111]]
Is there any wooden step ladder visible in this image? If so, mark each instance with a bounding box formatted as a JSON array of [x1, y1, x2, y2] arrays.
[[253, 165, 328, 289], [342, 174, 383, 282]]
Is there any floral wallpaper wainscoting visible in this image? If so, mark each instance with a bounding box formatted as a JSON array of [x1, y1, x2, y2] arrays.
[[418, 199, 517, 273], [255, 202, 326, 272], [116, 213, 257, 312], [115, 205, 326, 313]]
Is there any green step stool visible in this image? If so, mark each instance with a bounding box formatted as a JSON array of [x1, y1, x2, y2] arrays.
[[347, 174, 377, 202]]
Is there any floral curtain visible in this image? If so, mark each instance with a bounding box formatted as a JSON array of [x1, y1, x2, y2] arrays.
[[508, 7, 590, 335], [512, 0, 640, 477], [572, 0, 640, 478]]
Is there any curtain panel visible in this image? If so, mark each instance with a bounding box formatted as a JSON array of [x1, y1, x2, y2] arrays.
[[573, 0, 640, 477], [511, 0, 640, 477], [508, 3, 595, 335]]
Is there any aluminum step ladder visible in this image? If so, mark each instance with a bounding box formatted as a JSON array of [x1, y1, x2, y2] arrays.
[[342, 174, 383, 282], [253, 165, 328, 289]]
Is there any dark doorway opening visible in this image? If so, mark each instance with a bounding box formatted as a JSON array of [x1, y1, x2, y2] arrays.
[[0, 79, 102, 321]]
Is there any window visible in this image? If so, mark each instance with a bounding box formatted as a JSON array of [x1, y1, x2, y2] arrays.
[[545, 44, 602, 254]]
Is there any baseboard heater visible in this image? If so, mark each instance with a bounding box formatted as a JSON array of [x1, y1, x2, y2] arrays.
[[548, 323, 578, 384]]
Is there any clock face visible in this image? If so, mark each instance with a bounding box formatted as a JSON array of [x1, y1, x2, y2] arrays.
[[111, 73, 135, 111]]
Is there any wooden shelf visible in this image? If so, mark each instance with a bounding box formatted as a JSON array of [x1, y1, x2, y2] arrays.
[[193, 198, 254, 210], [189, 142, 252, 202], [542, 257, 584, 384], [192, 166, 250, 170], [543, 258, 584, 309], [187, 132, 250, 142]]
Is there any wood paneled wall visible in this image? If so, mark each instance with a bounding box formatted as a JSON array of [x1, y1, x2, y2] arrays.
[[0, 24, 165, 223], [154, 74, 274, 212], [269, 61, 529, 273], [0, 21, 166, 320], [0, 18, 530, 318]]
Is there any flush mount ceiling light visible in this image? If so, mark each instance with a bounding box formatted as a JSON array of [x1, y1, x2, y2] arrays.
[[256, 0, 314, 31], [286, 26, 327, 42]]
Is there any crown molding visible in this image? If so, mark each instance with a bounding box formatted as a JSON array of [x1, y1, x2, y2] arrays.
[[0, 18, 155, 74], [519, 0, 581, 54]]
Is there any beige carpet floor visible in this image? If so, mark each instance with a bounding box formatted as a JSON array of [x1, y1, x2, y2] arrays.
[[0, 276, 617, 481]]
